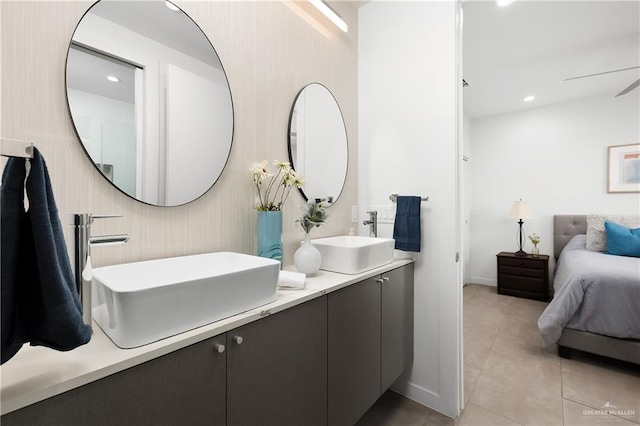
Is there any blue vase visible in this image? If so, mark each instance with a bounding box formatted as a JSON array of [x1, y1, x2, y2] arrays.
[[257, 210, 283, 264]]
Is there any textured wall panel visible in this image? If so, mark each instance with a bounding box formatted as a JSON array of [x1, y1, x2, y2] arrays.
[[1, 0, 358, 267]]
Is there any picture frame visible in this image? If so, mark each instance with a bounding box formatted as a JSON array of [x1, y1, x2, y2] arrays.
[[608, 143, 640, 193]]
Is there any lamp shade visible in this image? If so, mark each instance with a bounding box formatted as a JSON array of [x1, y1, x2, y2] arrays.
[[507, 200, 533, 219]]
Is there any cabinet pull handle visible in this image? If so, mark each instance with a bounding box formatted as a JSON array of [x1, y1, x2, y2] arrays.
[[232, 335, 244, 345], [382, 276, 390, 282], [214, 343, 225, 353], [376, 278, 384, 284]]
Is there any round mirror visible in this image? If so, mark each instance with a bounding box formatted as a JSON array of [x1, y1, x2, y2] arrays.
[[66, 0, 234, 206], [288, 83, 348, 204]]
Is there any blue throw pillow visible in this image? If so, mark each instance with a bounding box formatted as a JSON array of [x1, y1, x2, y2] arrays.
[[604, 221, 640, 258]]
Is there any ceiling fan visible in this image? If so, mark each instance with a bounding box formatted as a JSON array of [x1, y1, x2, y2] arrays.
[[564, 65, 640, 97]]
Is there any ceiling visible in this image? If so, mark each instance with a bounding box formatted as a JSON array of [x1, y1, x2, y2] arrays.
[[463, 0, 640, 119]]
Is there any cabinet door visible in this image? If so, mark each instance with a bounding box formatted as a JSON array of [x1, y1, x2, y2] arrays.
[[1, 335, 227, 426], [381, 264, 415, 392], [328, 277, 381, 426], [227, 296, 327, 426]]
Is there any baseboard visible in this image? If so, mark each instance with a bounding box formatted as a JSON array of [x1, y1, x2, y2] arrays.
[[468, 277, 496, 286], [390, 378, 455, 419]]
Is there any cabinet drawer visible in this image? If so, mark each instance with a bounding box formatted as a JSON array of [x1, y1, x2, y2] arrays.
[[499, 265, 545, 278], [498, 276, 544, 294], [499, 257, 544, 270]]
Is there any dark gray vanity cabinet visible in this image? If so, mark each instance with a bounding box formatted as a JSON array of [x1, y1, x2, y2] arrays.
[[3, 264, 413, 426], [328, 277, 382, 426], [328, 264, 415, 426], [227, 296, 328, 426], [1, 334, 227, 426], [381, 263, 414, 392]]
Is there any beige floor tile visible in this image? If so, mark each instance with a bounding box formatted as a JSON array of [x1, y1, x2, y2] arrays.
[[356, 391, 454, 426], [463, 366, 481, 406], [563, 399, 638, 426], [464, 326, 497, 371], [464, 302, 509, 333], [457, 403, 522, 425], [469, 350, 563, 425], [422, 408, 456, 426], [463, 284, 480, 302], [472, 285, 515, 309], [561, 358, 640, 424], [505, 297, 548, 324], [492, 318, 560, 366]]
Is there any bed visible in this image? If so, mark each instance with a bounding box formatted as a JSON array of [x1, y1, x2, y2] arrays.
[[537, 215, 640, 364]]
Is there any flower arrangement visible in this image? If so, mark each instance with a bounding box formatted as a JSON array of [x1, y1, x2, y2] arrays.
[[528, 233, 540, 247], [251, 160, 305, 211], [297, 199, 329, 234]]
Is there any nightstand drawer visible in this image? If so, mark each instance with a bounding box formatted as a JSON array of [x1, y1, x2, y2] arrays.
[[499, 257, 544, 269], [498, 276, 544, 294], [499, 266, 545, 279]]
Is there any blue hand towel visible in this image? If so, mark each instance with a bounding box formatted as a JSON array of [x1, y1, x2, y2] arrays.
[[393, 196, 422, 252], [1, 157, 30, 363], [1, 148, 91, 364]]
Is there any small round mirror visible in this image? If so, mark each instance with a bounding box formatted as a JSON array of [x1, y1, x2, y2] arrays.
[[66, 0, 234, 206], [288, 83, 348, 204]]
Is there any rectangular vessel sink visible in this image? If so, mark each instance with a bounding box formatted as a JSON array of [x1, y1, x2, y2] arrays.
[[92, 252, 280, 348], [310, 236, 395, 274]]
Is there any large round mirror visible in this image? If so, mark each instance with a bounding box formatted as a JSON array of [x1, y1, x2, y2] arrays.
[[66, 0, 233, 206], [288, 83, 348, 204]]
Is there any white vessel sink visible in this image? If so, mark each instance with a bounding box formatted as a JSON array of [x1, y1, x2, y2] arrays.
[[92, 252, 280, 348], [310, 236, 395, 274]]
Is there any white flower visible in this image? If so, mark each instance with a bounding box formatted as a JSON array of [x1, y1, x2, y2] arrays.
[[250, 160, 271, 183], [251, 159, 305, 211]]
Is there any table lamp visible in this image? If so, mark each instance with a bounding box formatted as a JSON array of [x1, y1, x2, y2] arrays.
[[507, 199, 533, 256]]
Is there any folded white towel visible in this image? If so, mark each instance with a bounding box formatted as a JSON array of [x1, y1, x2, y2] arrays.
[[278, 270, 306, 290]]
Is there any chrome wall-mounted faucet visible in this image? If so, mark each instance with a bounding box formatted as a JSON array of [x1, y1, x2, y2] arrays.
[[363, 211, 378, 237], [73, 214, 129, 326]]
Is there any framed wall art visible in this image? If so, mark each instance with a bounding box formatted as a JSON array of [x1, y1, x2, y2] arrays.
[[608, 143, 640, 193]]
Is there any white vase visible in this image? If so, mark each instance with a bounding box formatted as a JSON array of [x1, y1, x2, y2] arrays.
[[294, 233, 322, 276]]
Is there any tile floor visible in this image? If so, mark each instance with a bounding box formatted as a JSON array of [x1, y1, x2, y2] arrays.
[[357, 284, 640, 426]]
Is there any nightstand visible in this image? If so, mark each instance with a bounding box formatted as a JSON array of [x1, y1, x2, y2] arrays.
[[496, 252, 550, 301]]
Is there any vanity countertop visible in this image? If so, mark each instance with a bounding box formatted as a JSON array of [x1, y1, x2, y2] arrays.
[[0, 258, 413, 415]]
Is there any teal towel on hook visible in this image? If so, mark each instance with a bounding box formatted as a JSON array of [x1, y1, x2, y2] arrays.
[[393, 196, 422, 252]]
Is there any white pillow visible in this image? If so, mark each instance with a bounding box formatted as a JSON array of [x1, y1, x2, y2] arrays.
[[586, 214, 640, 252]]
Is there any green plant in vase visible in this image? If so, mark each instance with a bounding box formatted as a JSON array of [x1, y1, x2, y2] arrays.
[[294, 199, 329, 276]]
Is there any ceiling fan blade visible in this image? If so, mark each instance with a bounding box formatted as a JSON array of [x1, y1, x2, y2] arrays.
[[564, 65, 640, 81], [615, 78, 640, 97]]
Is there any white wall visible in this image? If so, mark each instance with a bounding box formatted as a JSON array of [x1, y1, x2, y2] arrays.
[[359, 1, 462, 418], [469, 93, 640, 285]]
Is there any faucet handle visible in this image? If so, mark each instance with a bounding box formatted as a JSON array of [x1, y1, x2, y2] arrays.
[[91, 214, 123, 221], [73, 213, 124, 226], [90, 214, 124, 225]]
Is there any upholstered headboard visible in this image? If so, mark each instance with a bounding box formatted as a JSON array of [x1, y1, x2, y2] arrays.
[[553, 215, 587, 259]]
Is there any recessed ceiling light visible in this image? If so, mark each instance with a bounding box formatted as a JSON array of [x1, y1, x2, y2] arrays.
[[107, 75, 120, 83], [165, 1, 179, 12], [524, 95, 535, 102], [497, 0, 514, 6]]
